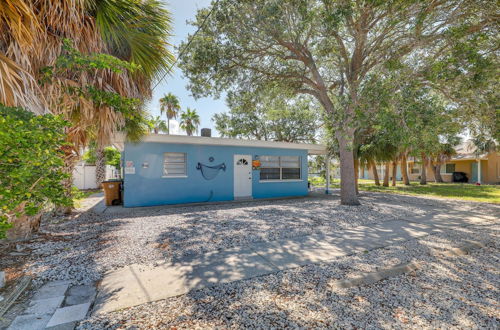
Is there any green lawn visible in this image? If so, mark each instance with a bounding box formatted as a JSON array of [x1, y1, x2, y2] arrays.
[[311, 178, 500, 203]]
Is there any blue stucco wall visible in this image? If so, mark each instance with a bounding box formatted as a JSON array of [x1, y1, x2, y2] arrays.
[[122, 142, 308, 207]]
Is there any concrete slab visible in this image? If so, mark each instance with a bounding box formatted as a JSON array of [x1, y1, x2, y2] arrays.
[[24, 296, 64, 316], [45, 321, 77, 330], [252, 220, 437, 270], [46, 303, 90, 328], [7, 314, 51, 330], [31, 283, 69, 301], [94, 247, 277, 314], [331, 261, 420, 288], [64, 285, 96, 307], [411, 212, 499, 228]]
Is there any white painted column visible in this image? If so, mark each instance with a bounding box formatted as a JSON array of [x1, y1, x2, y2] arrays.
[[325, 156, 330, 194], [477, 160, 482, 184]]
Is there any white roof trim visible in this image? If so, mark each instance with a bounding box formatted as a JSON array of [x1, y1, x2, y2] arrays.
[[113, 134, 327, 155]]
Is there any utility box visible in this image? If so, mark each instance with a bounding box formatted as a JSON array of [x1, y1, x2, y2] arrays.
[[102, 180, 122, 206]]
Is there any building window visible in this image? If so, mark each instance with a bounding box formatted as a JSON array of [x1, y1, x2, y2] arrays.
[[409, 163, 420, 174], [260, 156, 301, 181], [163, 152, 186, 177], [440, 163, 456, 174]]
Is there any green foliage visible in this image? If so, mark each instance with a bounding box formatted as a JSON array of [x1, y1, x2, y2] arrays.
[[180, 108, 201, 136], [214, 90, 319, 143], [0, 105, 71, 238], [41, 40, 142, 119], [147, 115, 168, 134], [88, 0, 175, 80], [83, 145, 122, 169], [40, 39, 139, 81]]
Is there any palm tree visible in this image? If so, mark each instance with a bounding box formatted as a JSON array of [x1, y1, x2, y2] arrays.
[[159, 93, 181, 134], [1, 0, 174, 205], [148, 116, 168, 134], [180, 108, 201, 136]]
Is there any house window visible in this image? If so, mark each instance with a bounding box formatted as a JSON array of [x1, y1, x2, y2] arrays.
[[260, 156, 301, 181], [409, 163, 420, 174], [163, 152, 186, 177], [440, 163, 455, 174]]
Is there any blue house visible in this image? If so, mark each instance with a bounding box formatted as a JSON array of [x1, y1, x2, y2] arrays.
[[114, 134, 326, 207]]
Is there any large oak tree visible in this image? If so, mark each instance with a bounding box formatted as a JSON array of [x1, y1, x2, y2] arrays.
[[179, 0, 494, 205]]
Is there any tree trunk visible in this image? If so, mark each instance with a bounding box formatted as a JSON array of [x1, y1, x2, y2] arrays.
[[401, 154, 410, 185], [371, 160, 380, 186], [383, 162, 390, 187], [95, 146, 106, 188], [336, 130, 360, 205], [429, 159, 438, 183], [353, 156, 359, 195], [391, 160, 397, 186], [435, 163, 444, 182], [6, 213, 42, 240], [420, 153, 427, 185], [57, 149, 78, 215], [167, 119, 170, 135]]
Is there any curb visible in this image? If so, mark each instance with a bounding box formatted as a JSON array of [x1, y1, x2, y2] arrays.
[[330, 261, 420, 289]]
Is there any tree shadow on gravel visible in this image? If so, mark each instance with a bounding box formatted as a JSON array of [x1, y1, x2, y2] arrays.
[[80, 221, 499, 329], [81, 192, 500, 328]]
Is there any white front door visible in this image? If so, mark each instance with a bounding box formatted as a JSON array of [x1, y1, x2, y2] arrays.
[[234, 154, 252, 199]]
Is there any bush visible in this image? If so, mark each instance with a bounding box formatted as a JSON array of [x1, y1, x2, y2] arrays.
[[0, 105, 71, 238]]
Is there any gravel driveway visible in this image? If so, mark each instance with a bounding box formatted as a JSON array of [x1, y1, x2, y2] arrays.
[[79, 223, 499, 329], [24, 192, 496, 286], [15, 191, 499, 328]]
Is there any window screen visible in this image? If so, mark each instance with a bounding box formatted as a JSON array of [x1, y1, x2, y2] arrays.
[[281, 156, 301, 179], [163, 152, 186, 177], [445, 163, 455, 173], [259, 156, 301, 180]]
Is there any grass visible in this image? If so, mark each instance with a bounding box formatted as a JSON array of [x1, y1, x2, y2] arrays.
[[311, 178, 500, 203], [72, 187, 101, 208]]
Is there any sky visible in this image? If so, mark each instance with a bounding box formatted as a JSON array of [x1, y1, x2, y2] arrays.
[[145, 0, 227, 136]]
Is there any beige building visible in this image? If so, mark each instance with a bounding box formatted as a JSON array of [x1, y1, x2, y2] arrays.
[[359, 146, 500, 184]]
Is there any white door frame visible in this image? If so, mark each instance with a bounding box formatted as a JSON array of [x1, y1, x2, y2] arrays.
[[233, 154, 252, 199]]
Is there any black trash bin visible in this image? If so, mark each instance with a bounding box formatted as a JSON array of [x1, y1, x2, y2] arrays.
[[452, 172, 468, 183]]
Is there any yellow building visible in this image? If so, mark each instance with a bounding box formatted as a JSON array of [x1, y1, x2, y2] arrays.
[[360, 145, 500, 184]]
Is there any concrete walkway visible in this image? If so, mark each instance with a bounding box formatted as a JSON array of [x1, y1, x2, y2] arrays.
[[93, 210, 497, 314]]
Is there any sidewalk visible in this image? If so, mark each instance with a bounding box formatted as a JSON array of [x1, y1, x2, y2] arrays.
[[93, 209, 497, 314]]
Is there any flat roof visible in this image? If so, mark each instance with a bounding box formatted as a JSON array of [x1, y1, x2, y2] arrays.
[[113, 134, 327, 155]]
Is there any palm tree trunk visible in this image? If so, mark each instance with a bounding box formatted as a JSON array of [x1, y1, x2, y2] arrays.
[[420, 153, 427, 185], [6, 211, 42, 240], [401, 154, 410, 185], [383, 162, 390, 187], [354, 156, 359, 195], [167, 119, 170, 135], [435, 163, 444, 182], [95, 146, 106, 188], [371, 160, 380, 186], [391, 159, 397, 186]]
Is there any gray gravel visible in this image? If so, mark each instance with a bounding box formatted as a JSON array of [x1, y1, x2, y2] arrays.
[[23, 192, 497, 286], [78, 223, 500, 329]]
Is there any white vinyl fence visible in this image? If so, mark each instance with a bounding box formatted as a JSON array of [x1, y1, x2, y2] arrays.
[[73, 164, 120, 190]]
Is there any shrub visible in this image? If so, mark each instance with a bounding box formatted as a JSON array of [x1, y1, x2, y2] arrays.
[[0, 105, 71, 238]]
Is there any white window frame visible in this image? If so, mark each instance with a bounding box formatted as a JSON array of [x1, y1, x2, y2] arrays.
[[440, 163, 455, 174], [259, 156, 302, 182], [162, 152, 187, 178]]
